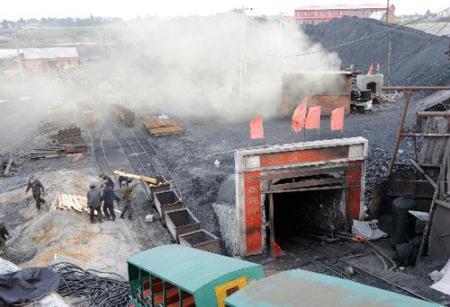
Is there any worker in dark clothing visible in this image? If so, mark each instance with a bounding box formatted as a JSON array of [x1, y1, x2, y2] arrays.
[[120, 183, 137, 220], [101, 185, 120, 220], [25, 175, 46, 210], [99, 174, 114, 189], [87, 184, 103, 223], [0, 223, 9, 251], [118, 175, 133, 187]]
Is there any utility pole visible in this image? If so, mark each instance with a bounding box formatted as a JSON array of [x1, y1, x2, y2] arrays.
[[8, 22, 25, 81], [385, 0, 390, 23], [239, 6, 246, 106], [387, 31, 392, 85]]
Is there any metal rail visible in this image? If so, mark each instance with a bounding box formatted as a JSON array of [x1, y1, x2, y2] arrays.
[[132, 129, 183, 198], [87, 127, 145, 250], [88, 125, 157, 248]]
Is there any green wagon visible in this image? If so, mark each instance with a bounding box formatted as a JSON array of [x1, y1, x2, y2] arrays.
[[225, 269, 441, 307], [127, 245, 264, 307]]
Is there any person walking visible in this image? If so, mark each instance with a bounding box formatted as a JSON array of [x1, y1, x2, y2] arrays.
[[87, 183, 103, 223], [120, 183, 138, 220], [0, 223, 9, 252], [99, 174, 115, 189], [25, 175, 46, 210], [101, 185, 120, 221]]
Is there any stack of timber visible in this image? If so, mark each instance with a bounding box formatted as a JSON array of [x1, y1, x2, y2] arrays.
[[50, 193, 89, 213], [53, 127, 84, 145], [143, 114, 184, 137], [29, 146, 66, 160], [112, 104, 135, 127], [30, 127, 88, 159]]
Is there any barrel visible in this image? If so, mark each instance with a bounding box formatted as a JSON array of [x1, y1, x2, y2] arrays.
[[391, 196, 416, 247]]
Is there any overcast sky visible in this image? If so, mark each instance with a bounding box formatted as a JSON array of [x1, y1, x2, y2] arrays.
[[1, 0, 449, 20]]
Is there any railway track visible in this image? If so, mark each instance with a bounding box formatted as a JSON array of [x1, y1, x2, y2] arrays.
[[88, 124, 160, 248], [287, 242, 436, 303]]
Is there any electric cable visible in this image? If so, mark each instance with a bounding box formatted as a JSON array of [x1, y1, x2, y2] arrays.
[[50, 262, 129, 307]]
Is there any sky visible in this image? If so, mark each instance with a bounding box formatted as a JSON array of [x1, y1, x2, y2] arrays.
[[1, 0, 449, 20]]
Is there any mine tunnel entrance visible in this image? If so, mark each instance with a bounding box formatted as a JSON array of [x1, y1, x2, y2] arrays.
[[266, 173, 348, 251], [272, 189, 345, 248]]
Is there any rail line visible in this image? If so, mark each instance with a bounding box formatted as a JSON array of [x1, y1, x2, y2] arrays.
[[296, 245, 435, 303], [88, 124, 158, 248]]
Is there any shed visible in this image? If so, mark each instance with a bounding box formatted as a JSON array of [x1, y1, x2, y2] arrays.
[[127, 245, 264, 307], [225, 269, 440, 307]]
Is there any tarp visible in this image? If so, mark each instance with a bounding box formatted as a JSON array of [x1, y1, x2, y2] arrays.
[[0, 267, 60, 304]]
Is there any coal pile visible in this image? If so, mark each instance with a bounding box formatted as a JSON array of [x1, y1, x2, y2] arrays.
[[365, 146, 390, 205], [303, 17, 450, 86]]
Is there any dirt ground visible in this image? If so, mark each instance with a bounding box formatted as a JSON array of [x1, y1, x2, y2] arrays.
[[0, 95, 448, 304]]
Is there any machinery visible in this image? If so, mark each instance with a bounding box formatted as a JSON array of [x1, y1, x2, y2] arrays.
[[351, 73, 384, 112]]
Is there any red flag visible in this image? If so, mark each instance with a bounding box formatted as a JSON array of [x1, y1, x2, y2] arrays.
[[249, 115, 264, 139], [305, 106, 321, 129], [376, 63, 380, 71], [291, 97, 308, 133], [330, 106, 345, 131], [272, 241, 283, 258], [367, 63, 373, 75]]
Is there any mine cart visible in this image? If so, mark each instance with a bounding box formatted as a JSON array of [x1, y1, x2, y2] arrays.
[[127, 245, 264, 307], [225, 269, 440, 307]]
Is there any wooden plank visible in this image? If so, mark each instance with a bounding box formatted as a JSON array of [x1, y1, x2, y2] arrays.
[[113, 170, 162, 185], [259, 165, 346, 182], [270, 178, 343, 192]]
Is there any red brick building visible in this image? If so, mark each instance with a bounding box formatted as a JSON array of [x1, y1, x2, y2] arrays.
[[293, 4, 396, 24]]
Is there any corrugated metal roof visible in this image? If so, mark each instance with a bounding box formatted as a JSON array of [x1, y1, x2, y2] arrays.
[[0, 47, 78, 60], [416, 90, 450, 111], [296, 4, 387, 11], [0, 49, 19, 59], [225, 269, 440, 307], [127, 245, 262, 293]]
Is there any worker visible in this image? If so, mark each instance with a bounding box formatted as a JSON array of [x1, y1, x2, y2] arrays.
[[25, 175, 46, 210], [118, 175, 133, 187], [120, 183, 138, 220], [101, 185, 120, 221], [0, 223, 9, 251], [99, 174, 114, 189], [87, 183, 103, 223]]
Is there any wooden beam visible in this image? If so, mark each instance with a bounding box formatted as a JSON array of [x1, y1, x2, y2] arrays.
[[262, 184, 359, 194], [389, 90, 412, 174], [258, 165, 346, 182], [435, 199, 450, 209], [401, 133, 450, 138], [409, 159, 438, 190], [113, 170, 161, 185], [270, 178, 343, 192]]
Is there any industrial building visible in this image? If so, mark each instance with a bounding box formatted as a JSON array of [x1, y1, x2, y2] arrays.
[[0, 47, 79, 73], [293, 4, 396, 24]]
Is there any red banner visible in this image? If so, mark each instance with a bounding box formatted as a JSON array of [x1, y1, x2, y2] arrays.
[[291, 97, 308, 133], [305, 106, 321, 130], [330, 106, 345, 131], [249, 115, 264, 139]]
